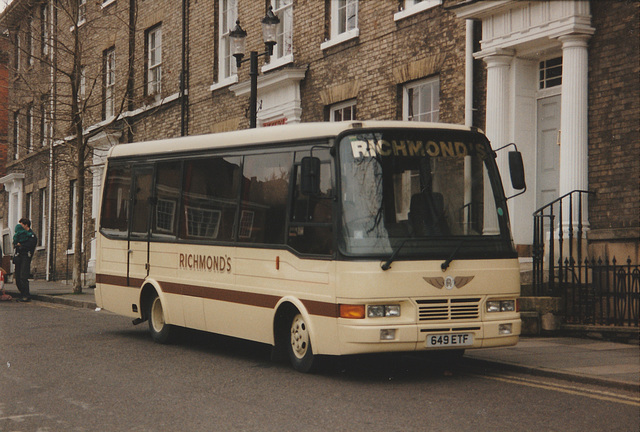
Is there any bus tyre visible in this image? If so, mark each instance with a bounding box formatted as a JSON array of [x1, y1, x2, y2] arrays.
[[147, 294, 175, 344], [288, 313, 316, 373]]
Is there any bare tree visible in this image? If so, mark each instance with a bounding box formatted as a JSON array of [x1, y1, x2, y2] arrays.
[[6, 0, 140, 293]]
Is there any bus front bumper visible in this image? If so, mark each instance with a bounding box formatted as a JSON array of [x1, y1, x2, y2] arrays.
[[335, 318, 521, 355]]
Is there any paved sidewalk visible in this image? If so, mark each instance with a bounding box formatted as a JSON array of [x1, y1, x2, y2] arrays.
[[464, 337, 639, 392], [4, 278, 97, 309], [3, 279, 639, 391]]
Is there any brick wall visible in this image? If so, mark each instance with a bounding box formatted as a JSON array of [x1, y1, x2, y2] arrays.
[[6, 0, 636, 277], [587, 0, 639, 259], [0, 36, 8, 179], [294, 1, 468, 124]]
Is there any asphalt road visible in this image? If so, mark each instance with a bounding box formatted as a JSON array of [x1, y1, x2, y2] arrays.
[[1, 301, 638, 432]]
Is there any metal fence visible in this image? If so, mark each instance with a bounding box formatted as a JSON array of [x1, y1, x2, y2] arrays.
[[532, 190, 639, 327], [533, 190, 593, 296], [563, 257, 639, 327]]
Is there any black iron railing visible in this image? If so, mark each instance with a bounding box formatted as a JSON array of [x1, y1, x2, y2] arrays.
[[532, 190, 593, 296], [533, 190, 639, 327], [563, 257, 639, 327]]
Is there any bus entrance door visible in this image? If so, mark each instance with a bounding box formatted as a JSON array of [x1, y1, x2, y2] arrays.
[[127, 166, 154, 286]]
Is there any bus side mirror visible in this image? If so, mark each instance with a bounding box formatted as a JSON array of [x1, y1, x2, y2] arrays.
[[509, 151, 526, 190], [301, 156, 321, 196]]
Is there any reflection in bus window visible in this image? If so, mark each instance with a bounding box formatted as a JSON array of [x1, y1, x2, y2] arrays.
[[100, 164, 131, 238], [288, 148, 334, 255], [240, 152, 293, 244], [130, 168, 154, 239], [153, 161, 182, 239], [180, 156, 240, 241]]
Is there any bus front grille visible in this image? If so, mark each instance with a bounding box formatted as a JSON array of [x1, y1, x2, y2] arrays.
[[416, 298, 481, 321]]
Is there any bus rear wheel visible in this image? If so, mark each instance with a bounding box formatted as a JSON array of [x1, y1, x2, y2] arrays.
[[147, 293, 175, 344], [288, 313, 316, 373]]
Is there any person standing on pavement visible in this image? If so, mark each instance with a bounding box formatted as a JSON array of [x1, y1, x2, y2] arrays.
[[13, 218, 37, 302]]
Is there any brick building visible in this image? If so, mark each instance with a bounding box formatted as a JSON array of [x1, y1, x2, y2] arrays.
[[455, 0, 639, 263], [0, 0, 637, 284], [0, 34, 7, 179]]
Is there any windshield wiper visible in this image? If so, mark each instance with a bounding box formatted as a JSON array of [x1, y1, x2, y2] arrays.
[[381, 238, 411, 271], [441, 239, 465, 271]]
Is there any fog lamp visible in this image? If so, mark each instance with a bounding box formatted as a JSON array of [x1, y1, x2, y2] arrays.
[[499, 324, 512, 335], [380, 329, 396, 340]]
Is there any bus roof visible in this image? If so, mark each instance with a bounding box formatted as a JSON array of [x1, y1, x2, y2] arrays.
[[107, 121, 479, 159]]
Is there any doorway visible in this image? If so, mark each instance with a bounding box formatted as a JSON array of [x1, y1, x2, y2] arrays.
[[536, 95, 561, 210]]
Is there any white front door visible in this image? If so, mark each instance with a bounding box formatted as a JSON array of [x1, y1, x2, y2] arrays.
[[536, 95, 561, 210]]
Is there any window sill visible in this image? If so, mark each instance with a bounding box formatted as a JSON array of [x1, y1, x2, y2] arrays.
[[320, 29, 360, 51], [210, 75, 239, 92], [394, 0, 442, 21], [262, 54, 293, 73]]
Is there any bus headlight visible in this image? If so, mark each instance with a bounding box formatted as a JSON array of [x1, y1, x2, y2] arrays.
[[500, 300, 516, 312], [487, 300, 515, 313], [367, 305, 401, 318]]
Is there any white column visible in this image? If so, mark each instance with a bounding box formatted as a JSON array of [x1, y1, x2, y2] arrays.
[[559, 34, 590, 231], [482, 51, 513, 235]]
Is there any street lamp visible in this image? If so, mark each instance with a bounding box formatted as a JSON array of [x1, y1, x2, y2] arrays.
[[230, 6, 280, 128]]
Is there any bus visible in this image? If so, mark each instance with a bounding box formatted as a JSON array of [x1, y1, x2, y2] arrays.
[[95, 121, 525, 372]]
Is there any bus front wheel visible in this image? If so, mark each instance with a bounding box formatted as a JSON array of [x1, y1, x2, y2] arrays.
[[147, 294, 175, 344], [288, 313, 316, 373]]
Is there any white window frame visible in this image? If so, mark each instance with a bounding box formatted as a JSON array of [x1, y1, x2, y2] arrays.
[[539, 56, 562, 90], [321, 0, 359, 51], [40, 100, 47, 147], [25, 193, 33, 231], [27, 16, 34, 66], [15, 32, 21, 71], [147, 25, 162, 95], [78, 0, 87, 27], [79, 66, 86, 103], [394, 0, 442, 21], [212, 0, 238, 91], [41, 3, 50, 58], [238, 210, 255, 239], [185, 206, 221, 239], [13, 111, 19, 160], [155, 198, 176, 233], [39, 187, 47, 248], [403, 76, 440, 122], [27, 105, 33, 152], [263, 0, 294, 72], [330, 99, 356, 122], [68, 180, 78, 253], [104, 48, 115, 119]]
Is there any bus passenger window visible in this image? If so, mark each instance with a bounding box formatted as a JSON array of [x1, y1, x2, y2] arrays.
[[180, 157, 240, 241], [152, 161, 182, 239], [100, 164, 132, 238], [239, 153, 293, 245]]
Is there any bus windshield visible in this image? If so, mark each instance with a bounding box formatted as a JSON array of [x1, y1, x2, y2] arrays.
[[338, 128, 514, 260]]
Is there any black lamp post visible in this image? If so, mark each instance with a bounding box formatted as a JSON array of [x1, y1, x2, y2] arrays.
[[230, 6, 280, 128]]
